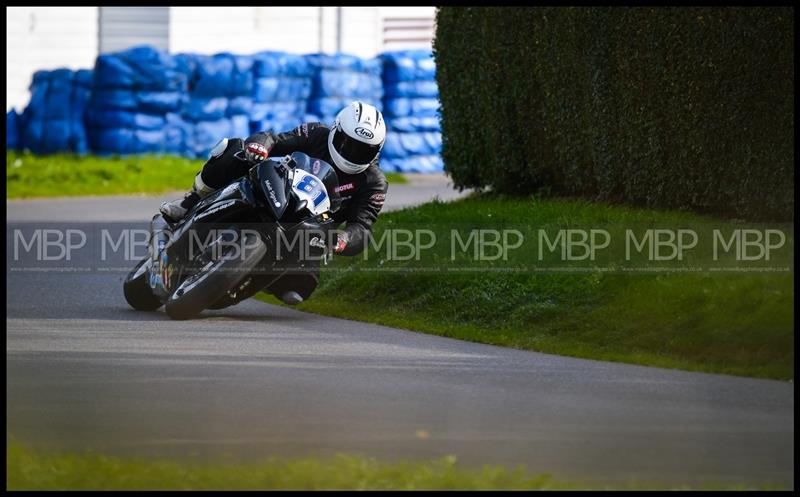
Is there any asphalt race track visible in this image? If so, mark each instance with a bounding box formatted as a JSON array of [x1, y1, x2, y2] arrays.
[[6, 175, 794, 488]]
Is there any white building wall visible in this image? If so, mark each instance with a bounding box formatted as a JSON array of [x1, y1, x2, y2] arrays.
[[6, 7, 99, 111], [319, 7, 338, 53], [6, 6, 437, 112], [169, 6, 434, 57], [169, 7, 327, 56], [380, 6, 437, 52], [339, 7, 382, 58], [99, 6, 169, 54]]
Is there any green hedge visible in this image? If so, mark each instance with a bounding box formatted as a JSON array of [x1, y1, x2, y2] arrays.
[[434, 7, 793, 221]]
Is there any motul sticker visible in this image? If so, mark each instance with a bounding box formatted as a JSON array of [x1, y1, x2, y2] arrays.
[[335, 183, 355, 193]]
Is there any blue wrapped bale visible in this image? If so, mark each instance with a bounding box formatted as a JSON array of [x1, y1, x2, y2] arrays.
[[253, 76, 313, 102], [85, 110, 166, 131], [229, 114, 250, 139], [250, 113, 323, 136], [253, 51, 313, 79], [250, 51, 314, 137], [381, 154, 443, 173], [313, 115, 338, 127], [250, 115, 306, 136], [312, 69, 382, 99], [71, 69, 93, 154], [380, 50, 437, 83], [383, 79, 439, 99], [305, 53, 384, 130], [31, 69, 73, 118], [180, 116, 250, 159], [382, 131, 442, 160], [188, 52, 253, 99], [7, 110, 20, 150], [89, 88, 185, 113], [383, 97, 439, 119], [89, 127, 167, 156], [250, 101, 307, 122], [282, 77, 314, 102], [87, 46, 190, 156], [86, 110, 168, 156], [308, 97, 383, 120], [183, 97, 228, 121], [176, 52, 258, 157], [228, 55, 254, 98], [164, 113, 192, 156], [253, 77, 280, 102], [22, 119, 70, 154], [186, 118, 232, 159], [385, 115, 440, 132], [227, 96, 253, 116], [20, 68, 93, 154], [94, 45, 188, 92], [380, 50, 442, 174], [305, 54, 383, 100]]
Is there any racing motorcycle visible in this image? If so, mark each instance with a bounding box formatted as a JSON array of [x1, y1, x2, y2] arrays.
[[123, 150, 341, 320]]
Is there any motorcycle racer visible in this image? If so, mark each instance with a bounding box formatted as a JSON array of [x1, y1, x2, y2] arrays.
[[158, 101, 389, 305]]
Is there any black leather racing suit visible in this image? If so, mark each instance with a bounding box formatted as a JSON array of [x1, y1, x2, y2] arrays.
[[200, 122, 388, 257], [197, 122, 389, 300]]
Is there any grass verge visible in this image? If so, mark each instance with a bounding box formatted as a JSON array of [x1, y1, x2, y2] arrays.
[[6, 442, 781, 490], [5, 151, 406, 199], [258, 194, 793, 380]]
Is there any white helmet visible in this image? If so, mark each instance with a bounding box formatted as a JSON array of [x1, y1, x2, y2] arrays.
[[327, 101, 386, 175]]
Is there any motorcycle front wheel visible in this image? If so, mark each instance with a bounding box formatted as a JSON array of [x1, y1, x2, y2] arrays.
[[123, 257, 163, 311]]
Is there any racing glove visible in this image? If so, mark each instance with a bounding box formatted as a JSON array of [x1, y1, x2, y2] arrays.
[[244, 133, 274, 164], [333, 230, 350, 255]]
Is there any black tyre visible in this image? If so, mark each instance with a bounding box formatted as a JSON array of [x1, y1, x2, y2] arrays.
[[123, 257, 163, 311], [165, 230, 267, 320], [207, 294, 237, 310]]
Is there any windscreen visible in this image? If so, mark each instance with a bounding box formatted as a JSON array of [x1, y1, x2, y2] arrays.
[[289, 151, 342, 213]]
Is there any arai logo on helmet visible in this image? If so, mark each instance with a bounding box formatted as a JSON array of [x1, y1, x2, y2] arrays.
[[354, 127, 374, 140]]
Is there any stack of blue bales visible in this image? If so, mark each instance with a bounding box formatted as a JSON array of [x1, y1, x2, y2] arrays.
[[7, 110, 21, 150], [10, 45, 446, 175], [85, 46, 187, 156], [249, 51, 314, 135], [174, 52, 254, 158], [304, 53, 383, 126], [19, 68, 93, 154], [379, 50, 442, 173]]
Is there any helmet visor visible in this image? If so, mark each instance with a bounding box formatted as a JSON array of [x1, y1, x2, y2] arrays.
[[332, 126, 381, 166]]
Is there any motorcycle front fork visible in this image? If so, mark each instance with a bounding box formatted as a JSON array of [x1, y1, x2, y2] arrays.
[[148, 213, 174, 300]]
